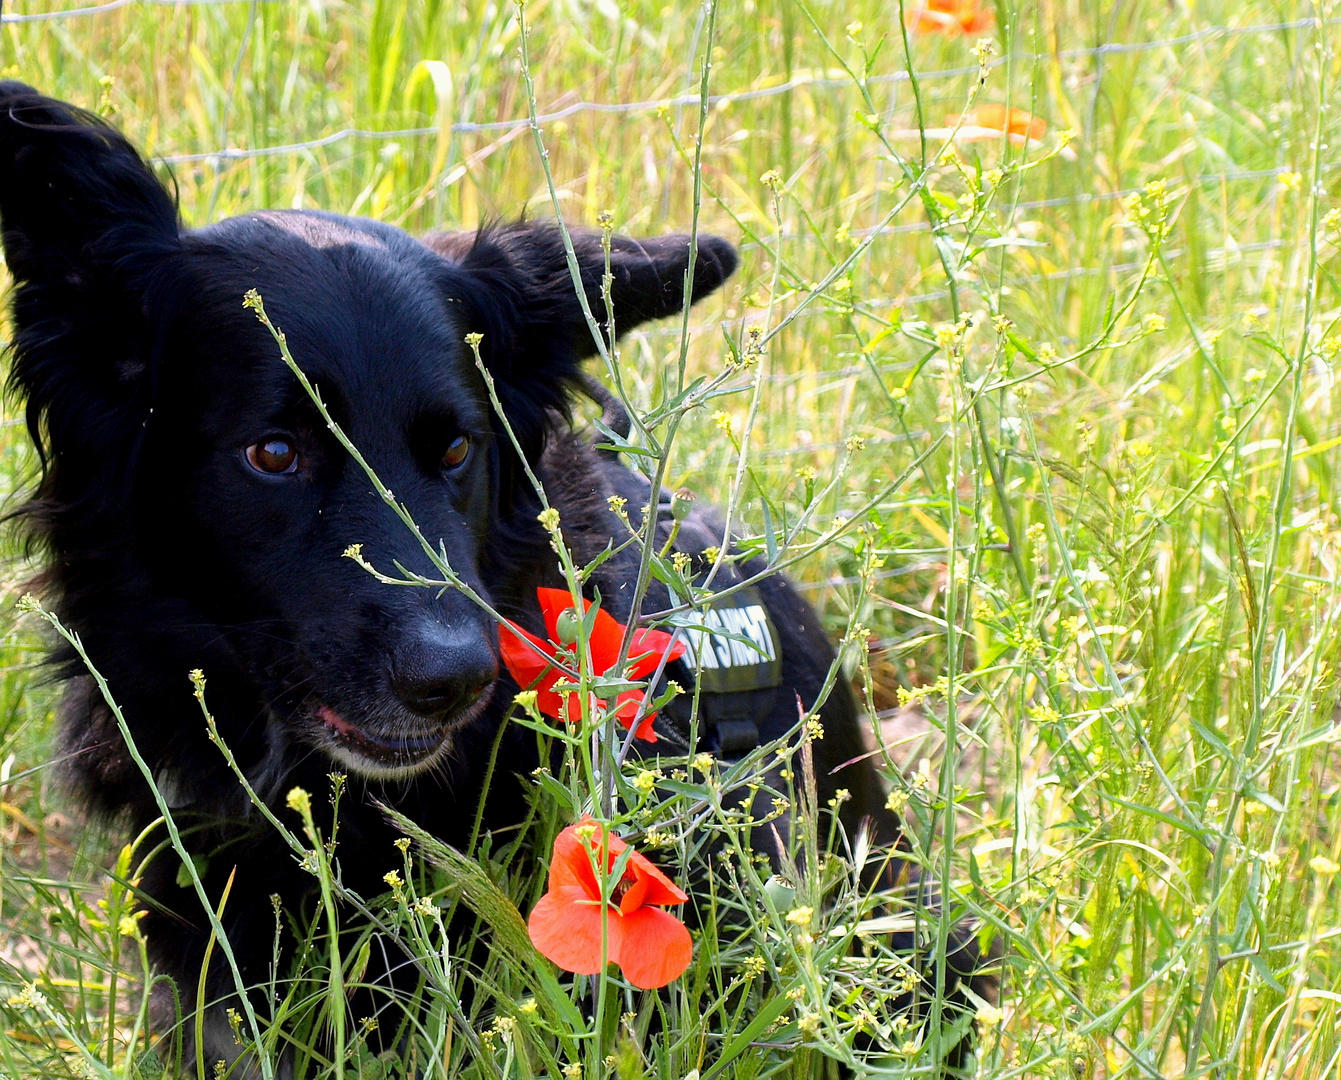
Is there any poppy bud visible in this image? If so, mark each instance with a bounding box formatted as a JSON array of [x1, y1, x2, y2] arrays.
[[555, 607, 582, 645]]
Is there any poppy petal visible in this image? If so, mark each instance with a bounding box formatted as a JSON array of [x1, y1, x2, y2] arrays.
[[613, 906, 692, 989], [550, 822, 603, 897], [595, 820, 629, 860], [627, 850, 689, 906], [528, 887, 622, 975], [626, 627, 685, 679], [948, 106, 1046, 143], [908, 5, 956, 32], [972, 105, 1006, 131], [907, 0, 991, 35], [587, 605, 628, 671], [613, 691, 657, 742], [549, 818, 629, 892], [537, 685, 569, 720], [1006, 110, 1047, 141], [499, 621, 556, 684], [618, 873, 650, 915], [500, 624, 567, 721]]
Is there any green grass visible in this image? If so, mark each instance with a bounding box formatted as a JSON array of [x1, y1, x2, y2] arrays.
[[4, 0, 1341, 1076]]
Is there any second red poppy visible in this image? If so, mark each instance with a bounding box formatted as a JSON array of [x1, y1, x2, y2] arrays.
[[498, 587, 685, 742]]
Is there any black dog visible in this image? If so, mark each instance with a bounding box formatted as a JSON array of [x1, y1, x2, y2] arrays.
[[0, 84, 982, 1071]]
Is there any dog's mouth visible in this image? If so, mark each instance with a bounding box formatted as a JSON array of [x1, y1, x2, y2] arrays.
[[313, 704, 450, 773], [306, 681, 496, 779]]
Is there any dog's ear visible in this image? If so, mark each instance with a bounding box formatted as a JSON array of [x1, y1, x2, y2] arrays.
[[423, 221, 736, 455], [0, 82, 181, 466]]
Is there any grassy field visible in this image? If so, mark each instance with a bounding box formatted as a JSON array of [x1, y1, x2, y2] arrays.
[[3, 0, 1341, 1076]]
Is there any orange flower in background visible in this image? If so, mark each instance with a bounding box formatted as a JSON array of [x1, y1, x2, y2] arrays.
[[905, 0, 994, 37], [945, 104, 1048, 145], [498, 587, 685, 741], [528, 818, 692, 989]]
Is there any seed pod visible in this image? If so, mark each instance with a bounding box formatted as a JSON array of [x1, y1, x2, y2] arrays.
[[671, 487, 695, 521], [763, 875, 796, 910]]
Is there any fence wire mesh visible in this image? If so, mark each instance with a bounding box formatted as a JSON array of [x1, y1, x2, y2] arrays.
[[3, 3, 1328, 164], [2, 2, 1320, 468]]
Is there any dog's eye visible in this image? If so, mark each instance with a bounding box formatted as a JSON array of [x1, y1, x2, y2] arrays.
[[442, 435, 471, 471], [246, 439, 299, 475]]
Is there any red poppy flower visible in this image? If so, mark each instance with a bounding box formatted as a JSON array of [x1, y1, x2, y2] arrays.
[[945, 104, 1048, 145], [905, 0, 994, 36], [498, 587, 685, 742], [527, 818, 692, 989]]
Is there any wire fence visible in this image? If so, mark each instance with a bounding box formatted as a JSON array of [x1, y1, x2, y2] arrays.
[[0, 230, 1290, 415], [1, 0, 262, 22], [639, 234, 1292, 344], [6, 2, 1318, 268], [733, 163, 1318, 253], [5, 2, 1318, 439], [157, 12, 1328, 163], [3, 3, 1320, 162]]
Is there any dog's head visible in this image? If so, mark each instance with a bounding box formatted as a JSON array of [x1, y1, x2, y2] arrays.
[[0, 83, 735, 784]]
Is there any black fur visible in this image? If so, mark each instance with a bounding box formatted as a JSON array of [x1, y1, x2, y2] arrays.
[[1, 83, 983, 1071]]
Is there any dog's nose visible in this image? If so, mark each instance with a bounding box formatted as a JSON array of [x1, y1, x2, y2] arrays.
[[392, 622, 498, 719]]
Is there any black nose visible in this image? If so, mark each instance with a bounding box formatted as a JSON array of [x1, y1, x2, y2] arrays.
[[391, 621, 498, 719]]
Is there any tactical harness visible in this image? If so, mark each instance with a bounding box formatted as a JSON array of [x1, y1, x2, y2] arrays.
[[662, 585, 783, 758]]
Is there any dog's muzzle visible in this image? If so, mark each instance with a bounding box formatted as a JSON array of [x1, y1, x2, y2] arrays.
[[316, 704, 450, 770]]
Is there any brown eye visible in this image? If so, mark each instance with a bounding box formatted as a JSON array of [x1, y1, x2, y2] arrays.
[[442, 435, 470, 471], [246, 438, 298, 475]]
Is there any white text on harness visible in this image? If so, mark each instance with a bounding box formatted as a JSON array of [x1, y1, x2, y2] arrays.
[[683, 603, 777, 671]]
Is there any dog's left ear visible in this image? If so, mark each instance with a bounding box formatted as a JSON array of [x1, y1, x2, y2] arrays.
[[423, 221, 736, 453]]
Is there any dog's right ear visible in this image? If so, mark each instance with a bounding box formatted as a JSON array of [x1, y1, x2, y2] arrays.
[[424, 221, 736, 461], [0, 82, 181, 462]]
